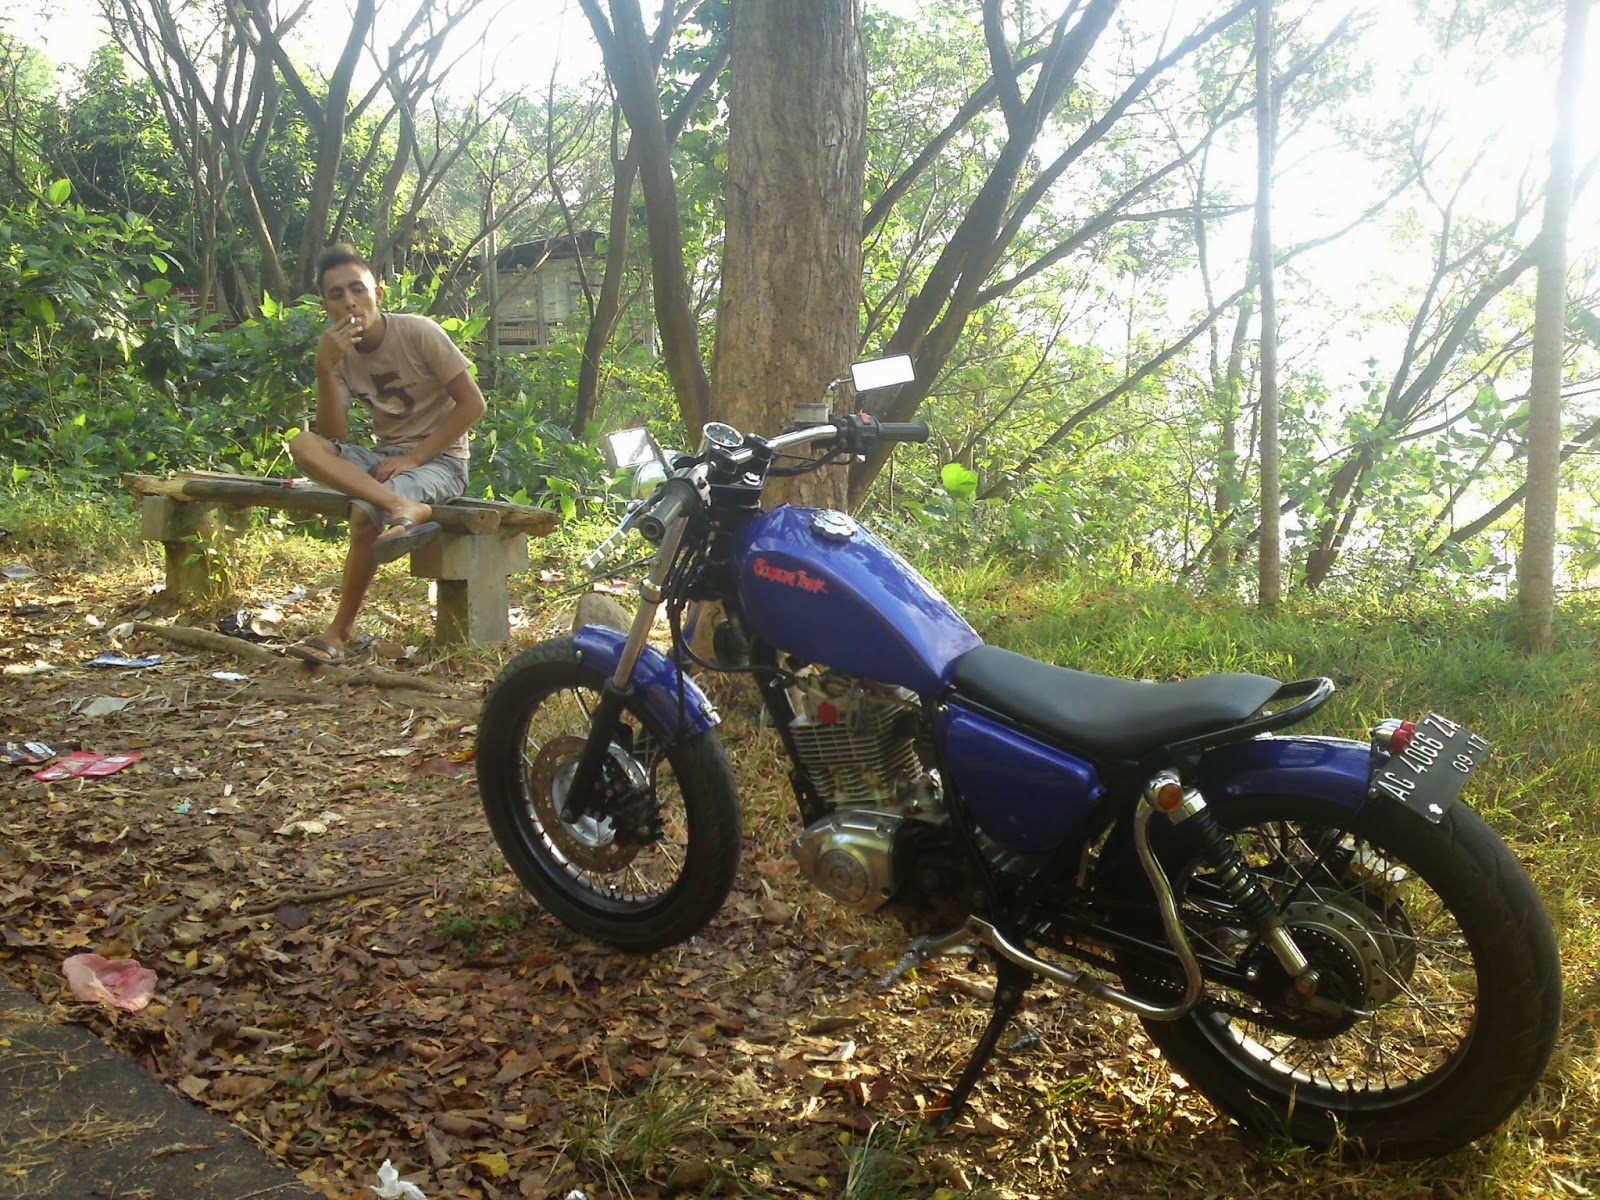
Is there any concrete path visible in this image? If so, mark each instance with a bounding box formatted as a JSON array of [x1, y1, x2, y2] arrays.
[[0, 977, 322, 1200]]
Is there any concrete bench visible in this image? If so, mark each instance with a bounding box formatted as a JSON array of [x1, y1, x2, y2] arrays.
[[125, 472, 559, 646]]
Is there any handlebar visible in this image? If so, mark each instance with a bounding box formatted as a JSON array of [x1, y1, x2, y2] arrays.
[[580, 502, 641, 570], [596, 411, 929, 559], [876, 421, 930, 444], [768, 413, 930, 457], [634, 474, 705, 543], [827, 412, 929, 453]]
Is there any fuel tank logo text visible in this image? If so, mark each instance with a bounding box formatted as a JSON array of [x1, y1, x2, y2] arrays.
[[753, 557, 827, 594]]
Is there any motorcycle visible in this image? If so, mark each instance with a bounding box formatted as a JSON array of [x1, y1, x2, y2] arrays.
[[476, 355, 1561, 1159]]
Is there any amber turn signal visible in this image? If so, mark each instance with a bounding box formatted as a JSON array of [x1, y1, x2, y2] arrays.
[[1155, 780, 1186, 811]]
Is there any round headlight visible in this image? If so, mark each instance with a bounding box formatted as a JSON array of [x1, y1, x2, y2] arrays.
[[631, 459, 668, 500]]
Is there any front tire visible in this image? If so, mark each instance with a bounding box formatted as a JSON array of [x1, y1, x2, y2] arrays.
[[477, 637, 742, 951], [1135, 795, 1560, 1158]]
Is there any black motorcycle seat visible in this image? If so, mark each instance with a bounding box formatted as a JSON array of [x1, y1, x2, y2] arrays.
[[949, 644, 1281, 760]]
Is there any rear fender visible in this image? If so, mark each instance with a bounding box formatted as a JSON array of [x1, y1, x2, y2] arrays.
[[1195, 735, 1373, 813], [572, 625, 721, 738], [1098, 735, 1374, 878]]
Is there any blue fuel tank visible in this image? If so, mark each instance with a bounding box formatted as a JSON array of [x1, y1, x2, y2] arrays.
[[733, 506, 981, 695]]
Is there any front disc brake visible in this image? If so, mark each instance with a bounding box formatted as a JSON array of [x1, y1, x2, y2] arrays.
[[527, 733, 650, 872]]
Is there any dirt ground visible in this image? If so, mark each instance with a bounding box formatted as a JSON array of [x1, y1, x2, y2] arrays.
[[0, 550, 1505, 1200]]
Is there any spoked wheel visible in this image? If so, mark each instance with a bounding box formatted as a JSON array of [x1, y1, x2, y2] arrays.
[[476, 637, 742, 951], [1132, 795, 1560, 1158]]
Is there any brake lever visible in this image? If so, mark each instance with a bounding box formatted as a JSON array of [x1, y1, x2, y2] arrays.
[[580, 502, 644, 571]]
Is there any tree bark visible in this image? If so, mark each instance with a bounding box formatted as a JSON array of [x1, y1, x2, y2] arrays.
[[711, 0, 867, 510], [1516, 0, 1589, 653]]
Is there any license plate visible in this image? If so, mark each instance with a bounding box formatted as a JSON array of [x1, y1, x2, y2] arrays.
[[1369, 712, 1490, 822]]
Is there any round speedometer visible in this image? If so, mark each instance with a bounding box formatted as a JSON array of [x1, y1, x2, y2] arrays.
[[699, 422, 743, 454]]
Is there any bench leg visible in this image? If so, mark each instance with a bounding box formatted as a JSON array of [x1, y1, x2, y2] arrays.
[[139, 496, 224, 601], [411, 530, 529, 646]]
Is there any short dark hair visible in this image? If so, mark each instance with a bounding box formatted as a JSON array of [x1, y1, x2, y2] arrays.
[[316, 243, 376, 292]]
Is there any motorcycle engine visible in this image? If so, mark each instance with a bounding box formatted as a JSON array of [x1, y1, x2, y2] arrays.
[[785, 667, 963, 921]]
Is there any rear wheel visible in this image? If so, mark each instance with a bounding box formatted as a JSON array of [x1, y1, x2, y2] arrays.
[[477, 637, 742, 951], [1132, 795, 1560, 1158]]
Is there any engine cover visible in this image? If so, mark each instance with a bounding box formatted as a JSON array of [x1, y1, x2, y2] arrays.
[[792, 809, 902, 912]]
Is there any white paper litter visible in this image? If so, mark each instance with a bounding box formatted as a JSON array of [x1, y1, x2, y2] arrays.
[[372, 1160, 427, 1200]]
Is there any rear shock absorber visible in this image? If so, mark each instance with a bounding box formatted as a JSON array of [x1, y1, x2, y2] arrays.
[[1143, 771, 1320, 995]]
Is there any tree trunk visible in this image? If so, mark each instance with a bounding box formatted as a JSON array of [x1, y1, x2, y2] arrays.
[[574, 37, 730, 437], [1210, 276, 1254, 575], [574, 152, 640, 437], [1515, 0, 1589, 653], [1254, 0, 1281, 608], [711, 0, 867, 511], [584, 0, 714, 436]]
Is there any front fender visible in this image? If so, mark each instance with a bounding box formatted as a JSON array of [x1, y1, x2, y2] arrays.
[[572, 625, 721, 738], [1196, 735, 1372, 813]]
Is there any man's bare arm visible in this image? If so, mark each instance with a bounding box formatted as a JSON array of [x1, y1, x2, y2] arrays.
[[372, 370, 487, 480]]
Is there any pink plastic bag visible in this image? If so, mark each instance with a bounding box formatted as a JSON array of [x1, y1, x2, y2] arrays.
[[62, 953, 158, 1011]]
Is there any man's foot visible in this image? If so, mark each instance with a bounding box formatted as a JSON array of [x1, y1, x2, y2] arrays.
[[285, 634, 345, 666], [372, 508, 443, 566]]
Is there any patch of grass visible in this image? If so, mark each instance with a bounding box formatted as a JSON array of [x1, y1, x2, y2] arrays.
[[562, 1069, 714, 1194], [840, 1122, 970, 1200], [0, 479, 142, 564], [434, 910, 526, 956]]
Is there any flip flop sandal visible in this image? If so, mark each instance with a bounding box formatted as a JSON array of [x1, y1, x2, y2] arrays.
[[285, 635, 345, 666], [372, 516, 444, 565]]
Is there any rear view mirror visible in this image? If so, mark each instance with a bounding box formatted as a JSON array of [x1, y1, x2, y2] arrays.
[[604, 428, 658, 470], [850, 355, 915, 393]]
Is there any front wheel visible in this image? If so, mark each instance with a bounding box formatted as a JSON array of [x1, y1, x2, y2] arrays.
[[476, 637, 742, 951], [1134, 795, 1560, 1159]]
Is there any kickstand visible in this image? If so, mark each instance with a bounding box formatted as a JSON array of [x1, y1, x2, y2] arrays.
[[931, 958, 1033, 1130]]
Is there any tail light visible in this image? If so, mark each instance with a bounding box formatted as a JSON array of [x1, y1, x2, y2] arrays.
[[1370, 718, 1418, 755]]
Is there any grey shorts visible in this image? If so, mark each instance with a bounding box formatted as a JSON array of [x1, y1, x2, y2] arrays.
[[335, 443, 469, 528]]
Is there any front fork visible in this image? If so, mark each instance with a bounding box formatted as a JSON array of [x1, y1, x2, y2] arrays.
[[563, 515, 692, 822]]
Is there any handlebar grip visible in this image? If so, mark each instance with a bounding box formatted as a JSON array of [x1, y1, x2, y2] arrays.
[[876, 422, 930, 444], [635, 476, 702, 543]]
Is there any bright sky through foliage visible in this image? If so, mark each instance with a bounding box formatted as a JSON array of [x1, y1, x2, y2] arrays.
[[8, 0, 1597, 384]]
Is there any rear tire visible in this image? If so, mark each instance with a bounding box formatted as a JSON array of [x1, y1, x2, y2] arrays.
[[1134, 795, 1560, 1158], [477, 637, 742, 951]]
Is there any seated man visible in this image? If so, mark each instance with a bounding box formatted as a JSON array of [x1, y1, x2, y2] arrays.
[[285, 243, 487, 665]]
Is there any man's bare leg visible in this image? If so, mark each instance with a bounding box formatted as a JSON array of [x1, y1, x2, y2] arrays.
[[314, 506, 381, 654], [290, 432, 433, 548], [288, 434, 434, 657]]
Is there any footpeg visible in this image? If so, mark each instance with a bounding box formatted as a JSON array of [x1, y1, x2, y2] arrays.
[[879, 927, 976, 988]]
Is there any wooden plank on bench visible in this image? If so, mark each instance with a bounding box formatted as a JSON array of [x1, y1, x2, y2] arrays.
[[126, 474, 506, 535], [446, 497, 560, 536]]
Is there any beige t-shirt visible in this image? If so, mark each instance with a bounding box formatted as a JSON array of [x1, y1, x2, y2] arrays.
[[333, 313, 475, 460]]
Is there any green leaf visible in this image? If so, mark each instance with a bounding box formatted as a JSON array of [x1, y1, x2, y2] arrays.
[[46, 178, 72, 204], [143, 278, 172, 298], [940, 462, 979, 500], [21, 295, 56, 325]]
